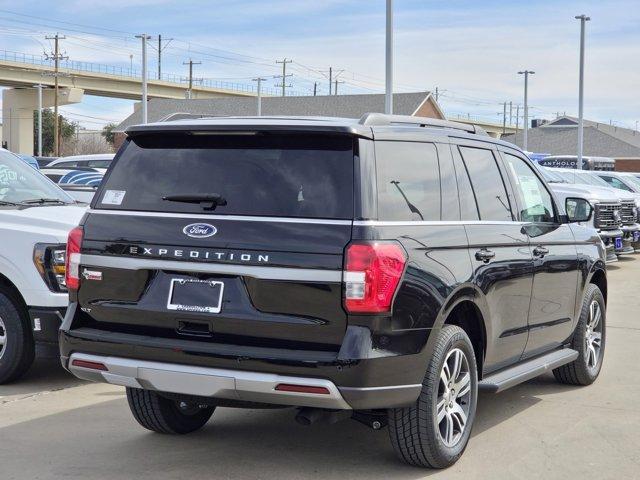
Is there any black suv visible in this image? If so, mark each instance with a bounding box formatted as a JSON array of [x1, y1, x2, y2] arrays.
[[60, 114, 607, 469]]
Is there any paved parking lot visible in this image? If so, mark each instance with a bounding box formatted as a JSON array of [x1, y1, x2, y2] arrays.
[[1, 257, 640, 480]]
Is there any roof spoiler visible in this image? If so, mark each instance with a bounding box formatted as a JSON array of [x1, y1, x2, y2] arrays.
[[358, 113, 488, 136]]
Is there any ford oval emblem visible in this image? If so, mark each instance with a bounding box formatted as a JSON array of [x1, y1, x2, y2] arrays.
[[183, 223, 217, 238]]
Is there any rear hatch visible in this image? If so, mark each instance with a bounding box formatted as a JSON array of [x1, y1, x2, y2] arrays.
[[77, 131, 355, 352]]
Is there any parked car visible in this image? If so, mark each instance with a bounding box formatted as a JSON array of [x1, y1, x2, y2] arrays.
[[35, 156, 58, 168], [592, 170, 640, 194], [552, 168, 640, 251], [0, 148, 86, 383], [17, 154, 39, 170], [39, 168, 103, 203], [60, 114, 606, 469], [537, 167, 628, 260], [46, 153, 114, 173]]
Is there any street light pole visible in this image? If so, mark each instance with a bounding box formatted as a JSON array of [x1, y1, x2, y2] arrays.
[[34, 84, 43, 156], [385, 0, 393, 114], [252, 77, 266, 116], [136, 34, 151, 123], [518, 70, 535, 151], [575, 14, 590, 170]]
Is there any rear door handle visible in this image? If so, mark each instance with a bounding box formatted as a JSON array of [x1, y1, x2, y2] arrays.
[[533, 246, 549, 257], [475, 249, 496, 263]]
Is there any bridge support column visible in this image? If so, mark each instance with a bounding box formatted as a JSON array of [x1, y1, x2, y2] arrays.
[[2, 87, 83, 155]]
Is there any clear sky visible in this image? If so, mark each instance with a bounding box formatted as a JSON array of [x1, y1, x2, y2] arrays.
[[0, 0, 638, 130]]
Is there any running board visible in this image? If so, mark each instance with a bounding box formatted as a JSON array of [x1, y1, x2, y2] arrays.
[[479, 348, 579, 393]]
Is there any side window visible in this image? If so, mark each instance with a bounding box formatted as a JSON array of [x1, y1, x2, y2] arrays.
[[459, 147, 512, 221], [503, 153, 556, 223], [451, 146, 479, 220], [599, 175, 632, 192], [88, 160, 111, 168], [57, 161, 77, 168], [376, 141, 440, 221]]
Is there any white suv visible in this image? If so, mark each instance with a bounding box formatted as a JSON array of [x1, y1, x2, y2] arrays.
[[0, 149, 86, 383]]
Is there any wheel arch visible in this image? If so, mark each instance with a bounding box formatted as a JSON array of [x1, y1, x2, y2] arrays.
[[588, 266, 607, 305], [430, 285, 490, 379]]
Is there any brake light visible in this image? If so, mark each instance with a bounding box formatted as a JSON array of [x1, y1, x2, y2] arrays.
[[65, 226, 83, 291], [343, 242, 407, 313]]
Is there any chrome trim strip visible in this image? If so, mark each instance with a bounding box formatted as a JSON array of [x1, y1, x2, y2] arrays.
[[69, 353, 352, 410], [353, 220, 526, 227], [79, 254, 342, 282], [339, 384, 423, 392], [87, 209, 353, 226]]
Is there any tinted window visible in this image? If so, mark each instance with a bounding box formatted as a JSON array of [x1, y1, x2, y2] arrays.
[[503, 153, 555, 223], [375, 141, 440, 221], [56, 161, 78, 168], [452, 147, 479, 220], [459, 147, 512, 221], [88, 160, 111, 168], [598, 175, 633, 192], [97, 134, 354, 219]]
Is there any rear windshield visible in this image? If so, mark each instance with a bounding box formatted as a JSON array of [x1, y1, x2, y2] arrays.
[[96, 133, 354, 219]]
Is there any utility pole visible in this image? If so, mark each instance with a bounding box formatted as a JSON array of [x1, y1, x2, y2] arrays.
[[275, 58, 293, 97], [329, 67, 332, 95], [252, 77, 266, 115], [136, 34, 151, 123], [313, 82, 317, 96], [509, 101, 513, 125], [45, 33, 67, 156], [385, 0, 394, 114], [515, 104, 520, 134], [155, 35, 173, 80], [518, 70, 535, 151], [183, 59, 202, 99], [334, 79, 344, 95], [435, 87, 439, 102], [502, 102, 507, 135], [34, 84, 43, 156], [575, 14, 590, 170]]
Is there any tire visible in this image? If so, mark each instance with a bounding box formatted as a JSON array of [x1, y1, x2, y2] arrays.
[[388, 325, 478, 469], [553, 283, 606, 386], [0, 288, 35, 384], [126, 387, 215, 434]]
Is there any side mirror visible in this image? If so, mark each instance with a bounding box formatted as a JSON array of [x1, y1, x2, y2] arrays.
[[565, 197, 593, 223]]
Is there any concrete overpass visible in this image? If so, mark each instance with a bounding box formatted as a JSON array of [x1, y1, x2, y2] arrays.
[[0, 50, 256, 154]]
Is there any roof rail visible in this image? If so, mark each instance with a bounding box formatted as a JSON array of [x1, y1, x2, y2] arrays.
[[157, 112, 211, 122], [358, 113, 488, 135]]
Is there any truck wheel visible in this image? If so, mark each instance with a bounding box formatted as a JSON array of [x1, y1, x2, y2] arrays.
[[388, 325, 478, 469], [553, 283, 606, 386], [126, 387, 215, 434], [0, 289, 35, 384]]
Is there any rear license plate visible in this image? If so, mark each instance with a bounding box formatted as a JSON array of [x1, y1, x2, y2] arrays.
[[634, 232, 640, 242], [615, 237, 623, 250], [167, 279, 224, 314]]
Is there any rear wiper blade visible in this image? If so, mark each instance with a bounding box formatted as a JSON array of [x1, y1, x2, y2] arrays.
[[22, 198, 67, 205], [162, 193, 227, 211]]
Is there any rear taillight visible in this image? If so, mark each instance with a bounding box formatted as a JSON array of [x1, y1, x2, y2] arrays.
[[343, 242, 407, 313], [65, 226, 83, 291]]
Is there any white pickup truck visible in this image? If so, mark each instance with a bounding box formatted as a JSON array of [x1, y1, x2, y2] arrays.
[[0, 149, 85, 383]]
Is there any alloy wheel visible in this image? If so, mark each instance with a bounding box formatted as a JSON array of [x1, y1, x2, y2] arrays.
[[585, 299, 603, 371], [436, 348, 472, 447], [0, 316, 6, 360]]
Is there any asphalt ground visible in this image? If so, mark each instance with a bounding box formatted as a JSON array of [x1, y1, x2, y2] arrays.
[[1, 256, 639, 479]]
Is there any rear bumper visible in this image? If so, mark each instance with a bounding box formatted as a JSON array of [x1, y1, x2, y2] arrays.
[[64, 352, 422, 410]]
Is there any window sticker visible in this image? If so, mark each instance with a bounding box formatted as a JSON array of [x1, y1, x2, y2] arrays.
[[102, 189, 126, 205]]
